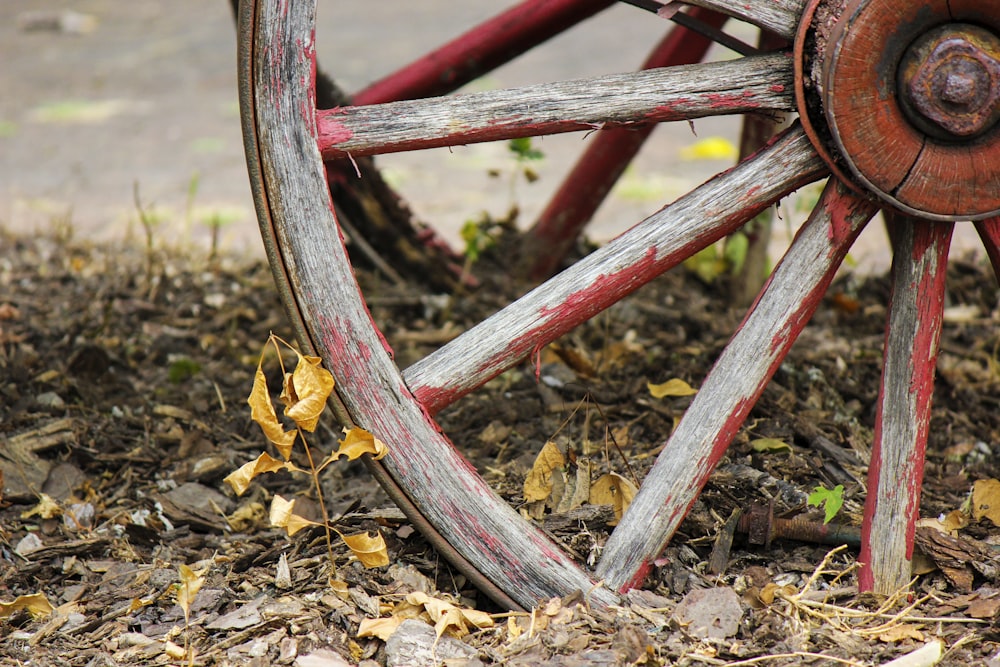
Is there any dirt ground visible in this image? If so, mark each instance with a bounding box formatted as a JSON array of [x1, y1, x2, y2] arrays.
[[3, 225, 1000, 666]]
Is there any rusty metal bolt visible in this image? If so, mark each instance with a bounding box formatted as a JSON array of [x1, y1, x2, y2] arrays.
[[898, 23, 1000, 139]]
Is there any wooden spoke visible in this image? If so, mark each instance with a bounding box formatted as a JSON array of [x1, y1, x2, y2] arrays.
[[317, 54, 794, 159], [975, 218, 1000, 282], [596, 178, 878, 592], [680, 0, 805, 40], [859, 216, 953, 595], [404, 126, 827, 415]]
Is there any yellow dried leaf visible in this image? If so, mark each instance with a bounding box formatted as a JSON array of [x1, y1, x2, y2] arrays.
[[750, 438, 792, 454], [333, 427, 388, 462], [340, 530, 390, 568], [163, 640, 187, 660], [224, 452, 287, 496], [404, 592, 493, 639], [590, 473, 638, 525], [877, 623, 925, 643], [247, 364, 298, 458], [647, 378, 697, 398], [283, 352, 334, 432], [0, 593, 54, 620], [20, 493, 61, 520], [523, 441, 565, 503], [357, 616, 404, 641], [270, 495, 318, 536], [972, 479, 1000, 527], [757, 582, 797, 605], [679, 136, 738, 161], [176, 564, 205, 621]]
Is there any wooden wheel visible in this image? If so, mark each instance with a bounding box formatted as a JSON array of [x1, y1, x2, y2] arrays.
[[237, 0, 1000, 609]]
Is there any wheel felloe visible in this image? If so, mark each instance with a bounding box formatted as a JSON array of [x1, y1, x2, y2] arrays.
[[796, 0, 1000, 221]]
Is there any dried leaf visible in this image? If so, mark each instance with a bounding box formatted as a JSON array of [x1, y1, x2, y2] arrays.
[[20, 493, 62, 520], [329, 427, 388, 463], [247, 364, 297, 458], [680, 136, 738, 161], [877, 623, 925, 643], [647, 378, 697, 398], [523, 441, 565, 503], [0, 593, 54, 620], [224, 452, 288, 496], [357, 616, 404, 641], [590, 473, 638, 525], [270, 495, 319, 537], [177, 564, 205, 622], [750, 438, 791, 454], [405, 592, 494, 639], [972, 479, 1000, 527], [339, 530, 390, 568], [283, 352, 334, 432], [555, 459, 592, 514]]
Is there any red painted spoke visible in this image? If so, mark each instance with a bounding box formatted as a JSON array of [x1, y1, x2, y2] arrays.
[[682, 0, 805, 39], [523, 7, 728, 280], [595, 179, 877, 592], [351, 0, 615, 106], [317, 54, 794, 159], [404, 126, 827, 415], [975, 217, 1000, 281], [859, 216, 953, 595]]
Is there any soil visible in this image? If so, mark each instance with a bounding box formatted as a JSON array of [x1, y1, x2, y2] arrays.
[[3, 228, 1000, 666]]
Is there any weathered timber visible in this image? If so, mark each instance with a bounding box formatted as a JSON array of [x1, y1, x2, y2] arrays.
[[681, 0, 805, 40], [247, 0, 617, 610], [404, 126, 827, 415], [317, 54, 795, 158], [596, 179, 878, 592], [975, 218, 1000, 281], [858, 217, 952, 594]]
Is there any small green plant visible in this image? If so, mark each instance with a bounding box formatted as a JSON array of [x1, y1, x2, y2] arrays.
[[168, 357, 201, 384], [807, 484, 845, 524]]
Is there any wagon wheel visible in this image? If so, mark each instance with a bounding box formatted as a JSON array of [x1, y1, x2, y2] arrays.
[[238, 0, 1000, 609]]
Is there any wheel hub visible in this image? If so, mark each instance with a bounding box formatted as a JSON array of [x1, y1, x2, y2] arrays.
[[795, 0, 1000, 221]]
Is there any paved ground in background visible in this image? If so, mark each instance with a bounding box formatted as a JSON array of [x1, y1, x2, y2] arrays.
[[0, 1, 984, 269]]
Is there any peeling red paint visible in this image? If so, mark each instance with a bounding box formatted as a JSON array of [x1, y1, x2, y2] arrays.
[[316, 118, 355, 151], [769, 84, 786, 93], [706, 91, 758, 108]]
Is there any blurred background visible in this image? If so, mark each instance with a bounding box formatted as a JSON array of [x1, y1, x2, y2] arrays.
[[0, 1, 982, 271]]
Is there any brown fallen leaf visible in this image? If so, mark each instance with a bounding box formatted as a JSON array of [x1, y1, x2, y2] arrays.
[[972, 479, 1000, 527], [523, 441, 565, 503], [283, 351, 334, 432], [270, 495, 319, 537], [224, 452, 298, 496], [0, 593, 54, 620], [647, 378, 697, 398], [247, 363, 297, 458], [338, 530, 390, 568], [325, 427, 388, 465], [590, 472, 638, 525]]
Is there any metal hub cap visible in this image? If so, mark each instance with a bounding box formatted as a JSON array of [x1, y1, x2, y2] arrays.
[[795, 0, 1000, 221]]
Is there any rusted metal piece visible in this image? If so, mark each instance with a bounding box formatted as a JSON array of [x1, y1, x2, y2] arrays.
[[737, 502, 861, 549], [899, 24, 1000, 139]]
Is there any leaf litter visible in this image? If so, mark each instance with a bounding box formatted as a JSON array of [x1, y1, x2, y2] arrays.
[[2, 230, 1000, 664]]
